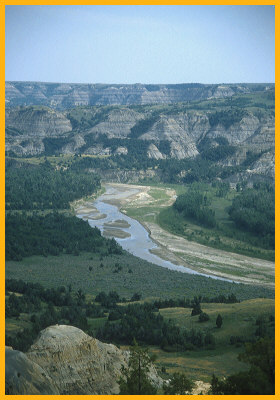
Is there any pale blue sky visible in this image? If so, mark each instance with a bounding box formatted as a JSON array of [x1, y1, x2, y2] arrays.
[[5, 5, 275, 84]]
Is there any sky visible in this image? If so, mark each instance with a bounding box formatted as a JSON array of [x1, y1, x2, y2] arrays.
[[5, 5, 275, 84]]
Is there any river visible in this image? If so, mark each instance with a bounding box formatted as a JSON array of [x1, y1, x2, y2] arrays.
[[76, 184, 237, 283]]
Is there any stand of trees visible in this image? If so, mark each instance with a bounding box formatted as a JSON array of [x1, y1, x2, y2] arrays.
[[228, 183, 275, 249], [209, 109, 248, 129], [151, 293, 238, 310], [173, 189, 216, 228], [201, 144, 236, 162], [69, 151, 243, 184], [211, 337, 275, 395], [66, 106, 112, 132], [96, 302, 216, 351], [5, 158, 123, 262], [6, 212, 122, 260], [5, 161, 100, 210], [129, 115, 159, 139], [118, 341, 194, 394], [6, 280, 217, 352], [6, 280, 100, 351], [159, 180, 274, 257]]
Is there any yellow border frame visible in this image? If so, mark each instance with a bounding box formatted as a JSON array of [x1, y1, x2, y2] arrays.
[[1, 2, 277, 399]]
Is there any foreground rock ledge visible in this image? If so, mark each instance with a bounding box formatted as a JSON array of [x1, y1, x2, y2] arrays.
[[5, 324, 162, 395]]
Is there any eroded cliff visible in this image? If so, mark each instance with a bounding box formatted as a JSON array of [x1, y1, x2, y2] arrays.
[[5, 104, 274, 178], [6, 325, 163, 395]]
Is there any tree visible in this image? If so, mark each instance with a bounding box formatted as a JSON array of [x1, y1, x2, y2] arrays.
[[76, 289, 85, 305], [191, 296, 202, 316], [160, 337, 168, 350], [108, 309, 122, 321], [204, 332, 215, 348], [130, 293, 142, 302], [118, 340, 157, 395], [238, 337, 275, 384], [216, 314, 223, 328], [199, 312, 210, 322], [210, 337, 275, 395], [163, 372, 194, 395]]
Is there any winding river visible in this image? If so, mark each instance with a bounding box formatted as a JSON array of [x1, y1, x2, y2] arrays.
[[76, 184, 236, 282]]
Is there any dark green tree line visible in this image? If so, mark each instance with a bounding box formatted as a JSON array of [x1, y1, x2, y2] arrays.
[[6, 212, 122, 260], [6, 161, 100, 210]]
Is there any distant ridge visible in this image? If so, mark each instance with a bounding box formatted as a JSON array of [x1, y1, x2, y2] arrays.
[[5, 81, 274, 110]]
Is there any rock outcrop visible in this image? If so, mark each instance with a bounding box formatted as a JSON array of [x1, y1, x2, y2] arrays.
[[27, 325, 129, 395], [5, 105, 274, 171], [147, 143, 166, 159], [250, 151, 275, 178], [114, 146, 128, 155], [88, 168, 162, 183], [5, 138, 45, 156], [88, 108, 143, 138], [5, 347, 59, 395], [206, 114, 274, 150], [5, 106, 72, 156], [141, 115, 199, 159], [6, 325, 163, 395], [5, 106, 71, 137]]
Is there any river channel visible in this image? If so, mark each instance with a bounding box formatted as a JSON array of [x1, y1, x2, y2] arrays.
[[76, 184, 235, 282]]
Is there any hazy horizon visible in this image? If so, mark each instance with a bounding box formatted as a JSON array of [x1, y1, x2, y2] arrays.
[[5, 80, 275, 84]]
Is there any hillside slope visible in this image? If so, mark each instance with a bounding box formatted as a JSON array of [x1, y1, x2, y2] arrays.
[[5, 92, 275, 181]]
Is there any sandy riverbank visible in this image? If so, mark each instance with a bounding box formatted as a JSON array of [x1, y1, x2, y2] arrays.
[[104, 183, 274, 288]]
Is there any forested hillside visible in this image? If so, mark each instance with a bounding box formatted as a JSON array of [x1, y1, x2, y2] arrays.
[[5, 159, 123, 262], [5, 160, 100, 210]]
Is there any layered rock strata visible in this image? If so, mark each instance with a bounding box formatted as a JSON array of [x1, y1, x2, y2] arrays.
[[6, 81, 272, 109]]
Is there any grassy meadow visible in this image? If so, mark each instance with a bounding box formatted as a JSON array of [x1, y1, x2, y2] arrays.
[[152, 298, 274, 380]]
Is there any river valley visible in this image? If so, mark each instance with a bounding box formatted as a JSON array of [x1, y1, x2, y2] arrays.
[[75, 183, 275, 288]]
